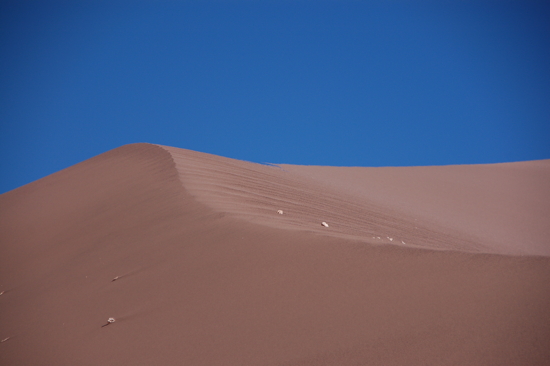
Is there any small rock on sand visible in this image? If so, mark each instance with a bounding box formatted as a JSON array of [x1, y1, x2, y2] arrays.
[[321, 222, 329, 228], [102, 318, 116, 327]]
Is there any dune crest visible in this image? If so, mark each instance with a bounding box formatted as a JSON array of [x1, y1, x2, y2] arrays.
[[160, 145, 550, 256]]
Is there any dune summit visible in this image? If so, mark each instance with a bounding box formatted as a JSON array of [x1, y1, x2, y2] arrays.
[[1, 143, 549, 365]]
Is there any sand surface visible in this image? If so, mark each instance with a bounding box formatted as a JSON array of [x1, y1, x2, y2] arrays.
[[1, 143, 549, 365]]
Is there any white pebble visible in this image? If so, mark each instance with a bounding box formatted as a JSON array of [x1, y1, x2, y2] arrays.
[[321, 222, 329, 227], [102, 317, 116, 327], [277, 210, 283, 215]]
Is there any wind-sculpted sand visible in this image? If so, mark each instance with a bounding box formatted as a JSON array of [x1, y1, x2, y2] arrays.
[[1, 143, 549, 365], [163, 145, 550, 255]]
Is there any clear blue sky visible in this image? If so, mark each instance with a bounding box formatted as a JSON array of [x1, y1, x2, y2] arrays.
[[1, 1, 549, 193]]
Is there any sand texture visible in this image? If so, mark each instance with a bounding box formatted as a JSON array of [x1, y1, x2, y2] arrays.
[[1, 143, 549, 365]]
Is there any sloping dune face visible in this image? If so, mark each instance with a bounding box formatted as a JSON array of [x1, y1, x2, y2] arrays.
[[279, 161, 550, 256], [162, 145, 550, 255], [1, 143, 549, 366]]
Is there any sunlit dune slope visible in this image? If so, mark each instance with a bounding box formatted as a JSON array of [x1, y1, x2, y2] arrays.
[[162, 145, 550, 256], [280, 160, 550, 256]]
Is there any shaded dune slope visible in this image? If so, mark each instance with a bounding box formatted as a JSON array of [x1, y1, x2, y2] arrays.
[[1, 143, 549, 366]]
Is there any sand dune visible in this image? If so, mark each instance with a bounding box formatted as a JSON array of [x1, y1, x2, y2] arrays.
[[280, 160, 550, 256], [1, 143, 549, 365]]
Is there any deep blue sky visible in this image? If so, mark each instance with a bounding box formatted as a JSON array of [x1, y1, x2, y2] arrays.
[[1, 1, 549, 193]]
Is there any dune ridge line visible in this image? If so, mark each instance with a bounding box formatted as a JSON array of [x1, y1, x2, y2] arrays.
[[159, 144, 550, 256]]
